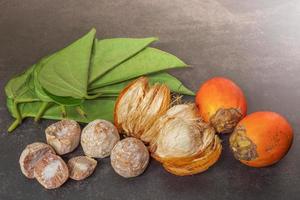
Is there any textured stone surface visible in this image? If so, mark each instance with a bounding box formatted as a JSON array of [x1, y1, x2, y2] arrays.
[[0, 0, 299, 199]]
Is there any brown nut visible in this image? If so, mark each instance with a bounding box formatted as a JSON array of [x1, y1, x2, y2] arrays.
[[67, 156, 97, 181], [34, 153, 69, 189], [45, 120, 81, 155], [19, 142, 56, 179], [111, 137, 149, 178], [81, 119, 120, 158]]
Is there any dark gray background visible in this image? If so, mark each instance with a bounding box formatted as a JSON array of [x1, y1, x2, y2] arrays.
[[0, 0, 299, 199]]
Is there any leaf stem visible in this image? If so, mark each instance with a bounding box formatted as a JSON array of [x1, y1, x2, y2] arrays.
[[8, 119, 20, 133], [76, 106, 87, 118], [10, 99, 38, 132], [34, 102, 49, 122], [85, 93, 103, 99], [13, 101, 22, 124], [61, 106, 67, 118]]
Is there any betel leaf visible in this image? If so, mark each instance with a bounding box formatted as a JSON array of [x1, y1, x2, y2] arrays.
[[89, 37, 157, 83], [88, 72, 195, 96], [7, 78, 41, 132], [43, 89, 84, 106], [5, 28, 193, 132], [5, 65, 35, 99], [88, 47, 187, 89], [6, 98, 15, 118], [15, 98, 115, 123], [26, 72, 36, 94], [28, 64, 85, 118], [148, 73, 194, 96], [14, 86, 40, 103], [32, 55, 55, 102], [5, 66, 39, 128], [38, 28, 96, 98], [33, 54, 85, 106], [14, 79, 40, 110]]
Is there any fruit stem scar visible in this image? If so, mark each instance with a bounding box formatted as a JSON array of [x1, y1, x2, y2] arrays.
[[229, 125, 258, 161], [210, 108, 242, 134]]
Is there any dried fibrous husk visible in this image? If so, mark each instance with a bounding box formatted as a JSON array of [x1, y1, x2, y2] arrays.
[[114, 77, 171, 140], [145, 104, 222, 176], [162, 137, 222, 176]]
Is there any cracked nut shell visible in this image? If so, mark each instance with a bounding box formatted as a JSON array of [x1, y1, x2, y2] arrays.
[[45, 120, 81, 155], [34, 153, 69, 189], [147, 104, 222, 176], [111, 137, 149, 178], [81, 119, 120, 158], [68, 156, 97, 180], [19, 142, 56, 179], [114, 77, 171, 141]]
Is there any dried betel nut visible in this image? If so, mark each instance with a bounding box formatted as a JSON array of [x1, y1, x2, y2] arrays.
[[67, 156, 97, 181], [81, 119, 120, 158], [45, 120, 81, 155], [19, 142, 56, 179], [111, 137, 149, 178], [34, 153, 69, 189]]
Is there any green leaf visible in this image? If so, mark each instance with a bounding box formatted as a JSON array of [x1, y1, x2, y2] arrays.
[[88, 47, 187, 89], [38, 28, 96, 98], [6, 98, 16, 118], [12, 72, 40, 103], [5, 65, 35, 98], [6, 30, 192, 132], [89, 37, 157, 83], [33, 52, 85, 105], [148, 73, 194, 96], [13, 82, 40, 122], [32, 55, 55, 102], [14, 87, 40, 103], [5, 66, 37, 123], [26, 72, 36, 94], [16, 98, 115, 123], [90, 72, 195, 96], [89, 72, 194, 96], [43, 89, 84, 106], [6, 76, 40, 129]]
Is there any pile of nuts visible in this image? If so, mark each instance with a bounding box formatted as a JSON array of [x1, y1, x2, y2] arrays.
[[19, 119, 149, 189], [19, 76, 294, 189]]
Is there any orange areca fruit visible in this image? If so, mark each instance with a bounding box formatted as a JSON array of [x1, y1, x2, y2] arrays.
[[196, 77, 247, 134], [230, 111, 293, 167]]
